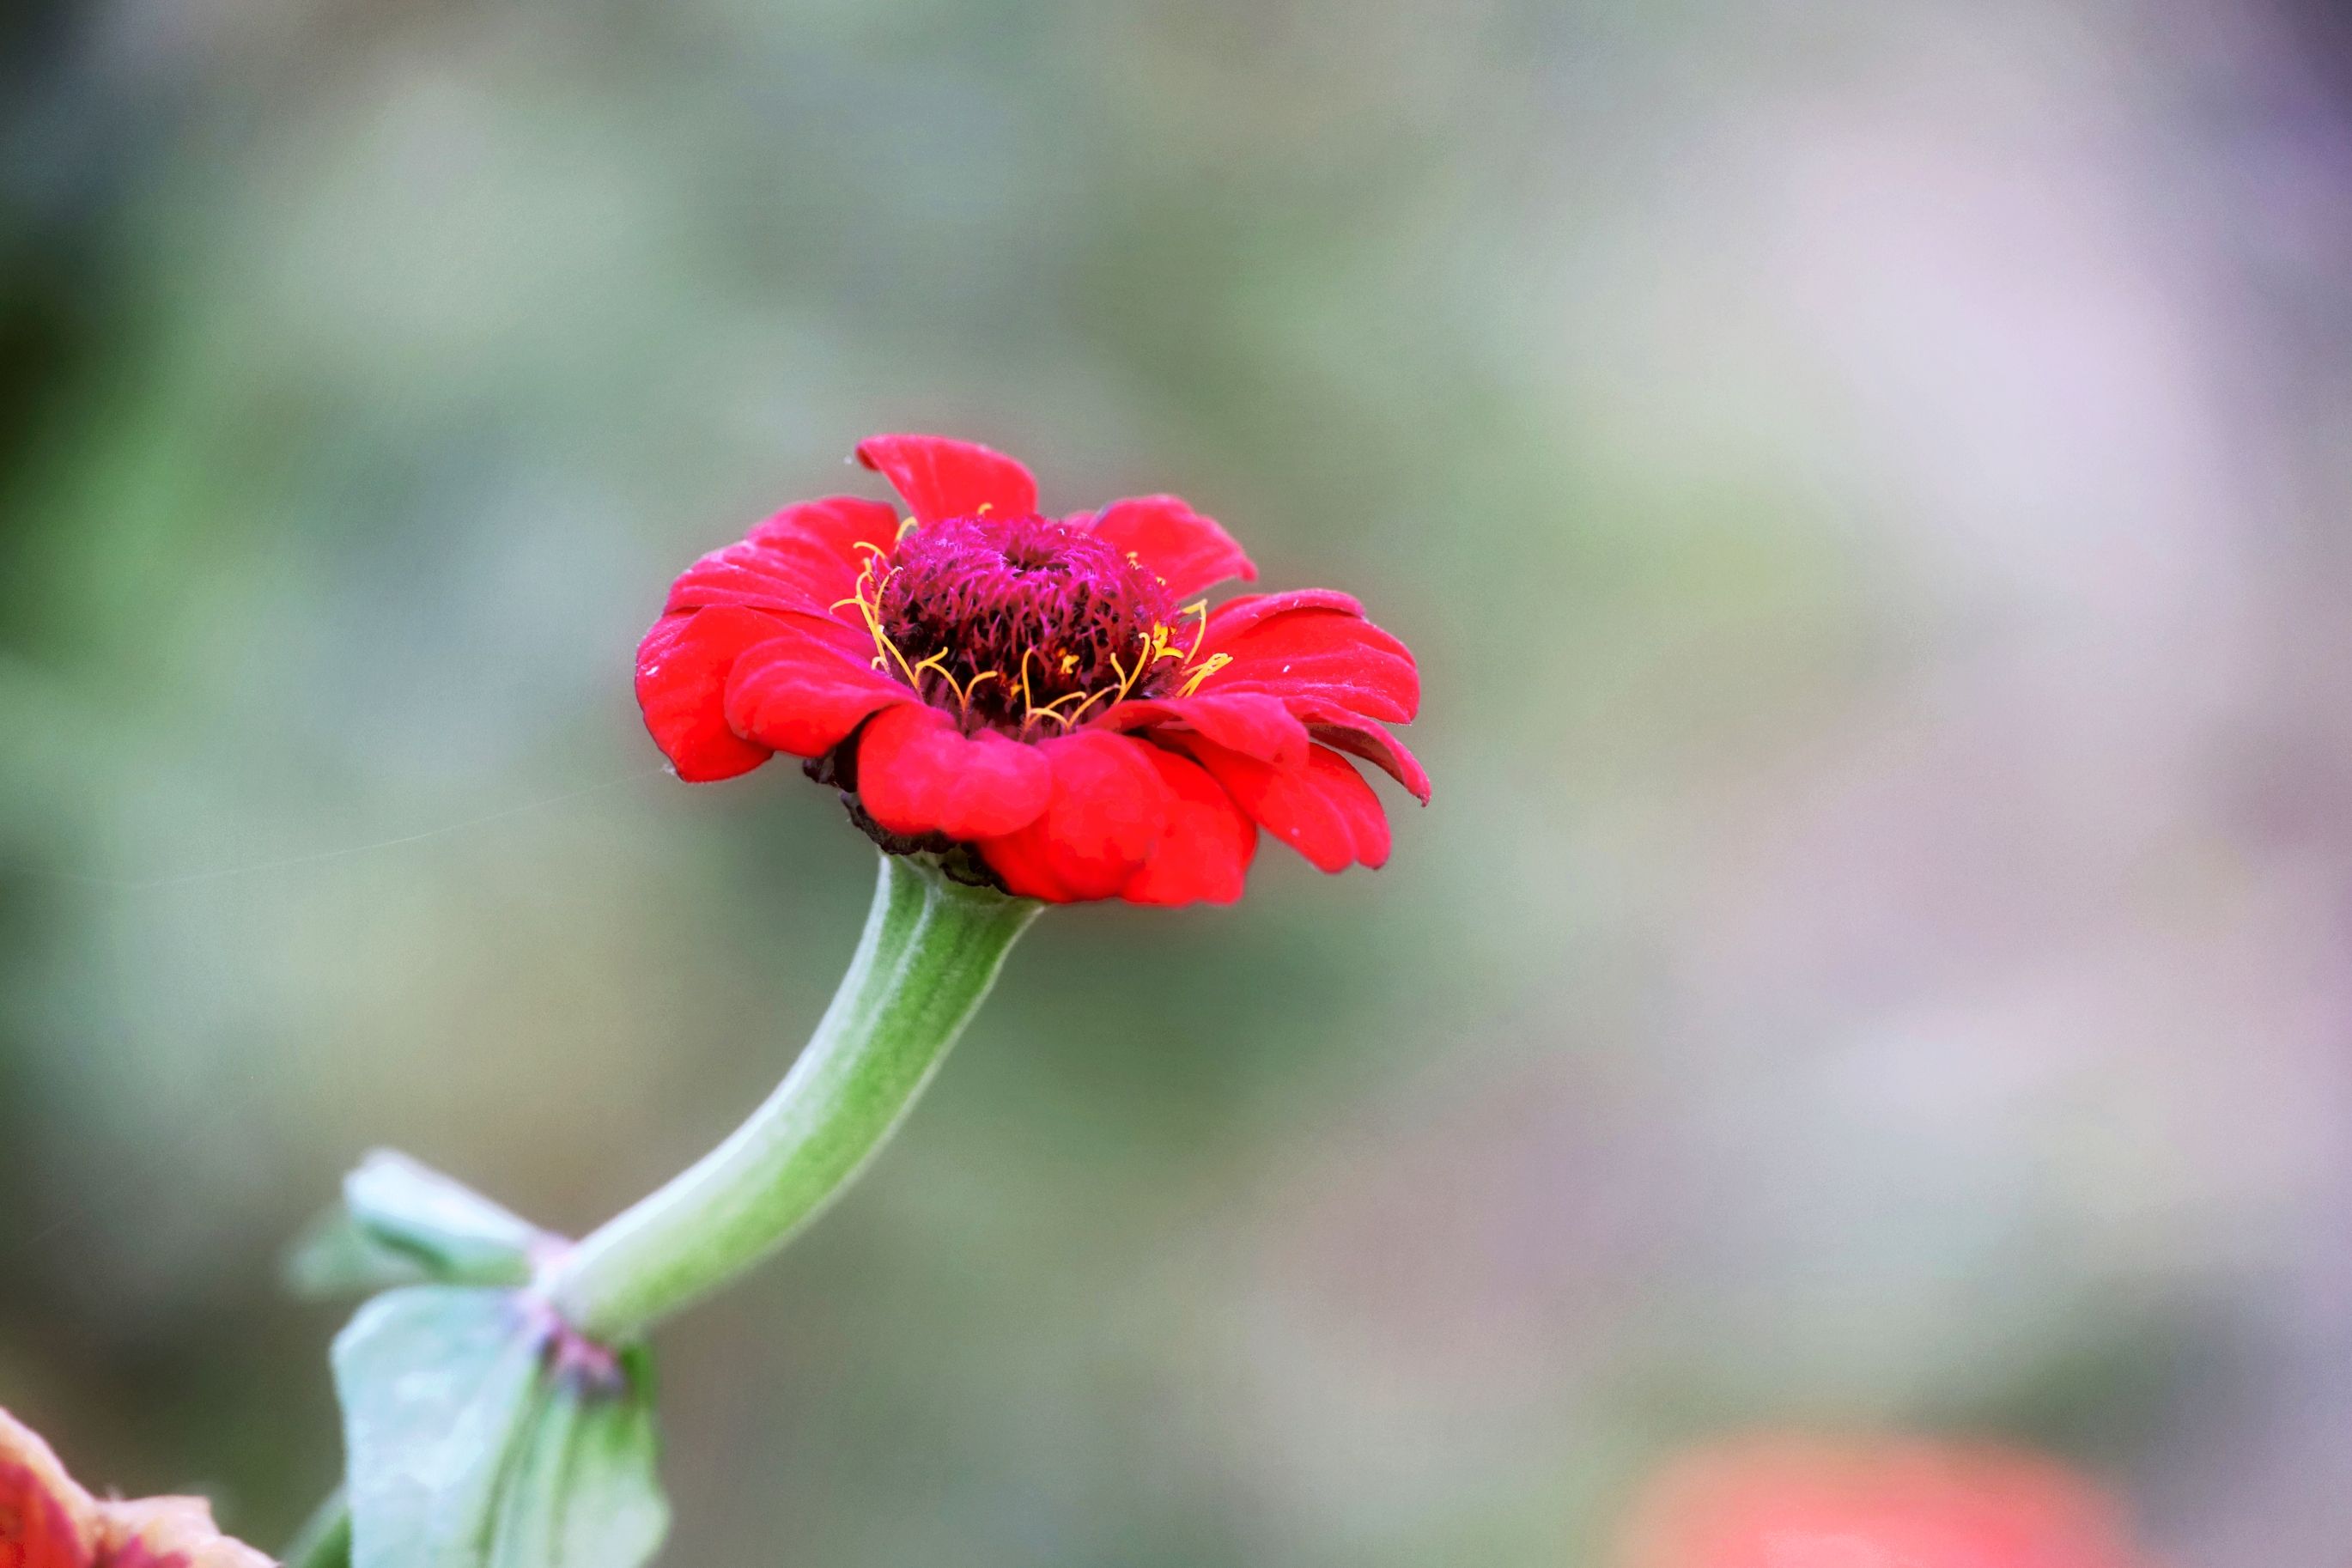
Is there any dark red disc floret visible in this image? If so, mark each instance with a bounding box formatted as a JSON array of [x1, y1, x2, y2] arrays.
[[876, 514, 1181, 731]]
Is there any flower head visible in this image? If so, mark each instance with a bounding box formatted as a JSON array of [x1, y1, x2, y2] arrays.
[[1618, 1436, 2157, 1568], [636, 435, 1428, 904], [0, 1407, 270, 1568]]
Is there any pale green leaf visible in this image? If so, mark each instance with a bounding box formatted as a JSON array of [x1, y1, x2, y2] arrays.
[[289, 1152, 553, 1297], [332, 1287, 669, 1568], [334, 1287, 546, 1568], [345, 1150, 550, 1283]]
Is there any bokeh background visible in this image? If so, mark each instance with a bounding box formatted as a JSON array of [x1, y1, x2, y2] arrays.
[[7, 1, 2352, 1563]]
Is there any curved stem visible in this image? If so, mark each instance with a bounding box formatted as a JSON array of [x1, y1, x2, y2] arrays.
[[545, 853, 1041, 1343]]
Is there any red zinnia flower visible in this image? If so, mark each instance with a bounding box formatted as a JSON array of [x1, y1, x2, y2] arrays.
[[0, 1407, 270, 1568], [635, 435, 1428, 904], [1618, 1436, 2159, 1568]]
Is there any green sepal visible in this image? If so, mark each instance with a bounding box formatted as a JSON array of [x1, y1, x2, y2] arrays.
[[332, 1286, 669, 1568], [289, 1150, 555, 1296]]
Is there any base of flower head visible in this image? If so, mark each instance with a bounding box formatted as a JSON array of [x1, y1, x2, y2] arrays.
[[803, 751, 1011, 892]]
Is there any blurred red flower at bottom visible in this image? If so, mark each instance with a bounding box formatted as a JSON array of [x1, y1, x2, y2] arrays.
[[1, 1408, 267, 1568], [1619, 1437, 2158, 1568]]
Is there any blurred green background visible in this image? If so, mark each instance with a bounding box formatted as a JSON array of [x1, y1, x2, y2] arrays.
[[7, 1, 2352, 1563]]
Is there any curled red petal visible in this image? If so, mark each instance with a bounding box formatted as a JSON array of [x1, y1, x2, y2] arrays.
[[1194, 592, 1419, 725], [1091, 691, 1309, 769], [1121, 745, 1257, 907], [1284, 699, 1431, 804], [854, 703, 1053, 841], [636, 606, 789, 781], [663, 497, 902, 618], [720, 614, 914, 759], [977, 730, 1170, 902], [1175, 738, 1389, 872], [1085, 495, 1256, 599], [855, 435, 1038, 526]]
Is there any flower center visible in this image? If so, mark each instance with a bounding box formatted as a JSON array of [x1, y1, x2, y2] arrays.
[[843, 514, 1222, 732]]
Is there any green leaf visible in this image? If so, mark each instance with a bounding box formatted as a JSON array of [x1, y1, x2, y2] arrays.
[[332, 1287, 669, 1568], [346, 1150, 551, 1282], [285, 1206, 435, 1298], [335, 1288, 548, 1568], [289, 1151, 554, 1296]]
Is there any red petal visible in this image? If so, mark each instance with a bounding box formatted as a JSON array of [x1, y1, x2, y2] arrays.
[[855, 435, 1039, 525], [1121, 746, 1257, 907], [977, 731, 1170, 902], [663, 497, 901, 618], [1092, 691, 1309, 769], [1284, 698, 1431, 804], [746, 494, 903, 559], [1199, 587, 1364, 636], [1175, 738, 1390, 872], [1194, 592, 1419, 724], [854, 704, 1053, 841], [721, 614, 914, 759], [636, 606, 788, 781], [1085, 495, 1256, 599]]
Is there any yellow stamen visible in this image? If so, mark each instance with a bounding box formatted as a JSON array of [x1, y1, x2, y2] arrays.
[[1176, 653, 1231, 697], [834, 554, 920, 684], [909, 649, 956, 695], [1024, 689, 1093, 726], [1061, 686, 1116, 726], [1177, 600, 1211, 663], [1108, 646, 1151, 708], [902, 653, 999, 717]]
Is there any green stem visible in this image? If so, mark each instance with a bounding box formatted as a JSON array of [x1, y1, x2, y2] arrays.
[[283, 1486, 351, 1568], [545, 852, 1041, 1343]]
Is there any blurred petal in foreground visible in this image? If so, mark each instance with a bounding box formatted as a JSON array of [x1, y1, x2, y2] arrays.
[[1619, 1436, 2156, 1568], [1, 1408, 270, 1568]]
